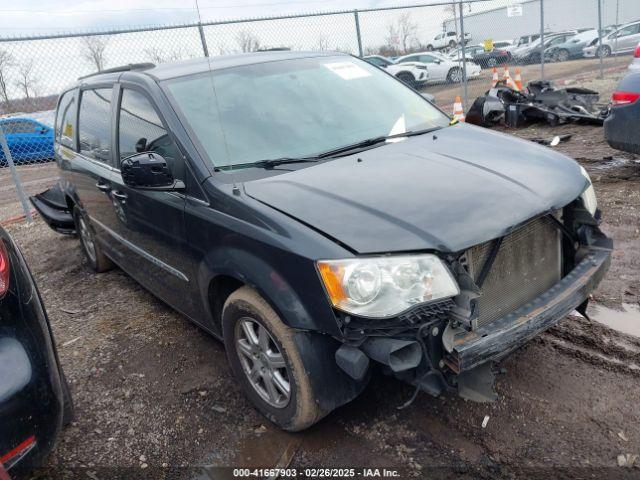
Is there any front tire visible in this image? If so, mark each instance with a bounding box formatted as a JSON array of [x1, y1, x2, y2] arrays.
[[222, 286, 324, 431], [72, 206, 113, 273], [447, 67, 462, 83], [426, 44, 434, 51], [396, 72, 416, 88], [556, 49, 570, 62]]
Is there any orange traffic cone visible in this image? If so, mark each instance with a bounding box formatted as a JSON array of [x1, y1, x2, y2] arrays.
[[452, 96, 465, 122], [514, 68, 523, 91], [491, 67, 499, 88], [503, 66, 516, 90]]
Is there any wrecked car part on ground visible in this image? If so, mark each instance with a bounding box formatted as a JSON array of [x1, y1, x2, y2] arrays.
[[466, 80, 608, 128], [39, 52, 612, 431]]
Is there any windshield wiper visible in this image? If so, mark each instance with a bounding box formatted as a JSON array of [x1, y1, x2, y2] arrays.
[[224, 157, 319, 170], [317, 126, 444, 158]]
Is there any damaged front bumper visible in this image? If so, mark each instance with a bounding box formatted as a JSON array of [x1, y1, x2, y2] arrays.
[[444, 245, 611, 374], [333, 225, 612, 403]]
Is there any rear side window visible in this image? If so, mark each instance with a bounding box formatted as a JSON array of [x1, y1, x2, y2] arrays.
[[118, 89, 183, 179], [56, 90, 76, 149], [78, 88, 112, 163]]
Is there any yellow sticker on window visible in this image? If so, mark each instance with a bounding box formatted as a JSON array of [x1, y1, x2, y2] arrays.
[[63, 123, 73, 138]]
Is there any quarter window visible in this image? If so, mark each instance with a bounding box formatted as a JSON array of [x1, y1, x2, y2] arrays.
[[56, 90, 76, 149], [78, 88, 112, 162], [118, 89, 183, 179]]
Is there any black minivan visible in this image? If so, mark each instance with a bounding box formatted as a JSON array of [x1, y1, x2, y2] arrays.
[[46, 51, 611, 430]]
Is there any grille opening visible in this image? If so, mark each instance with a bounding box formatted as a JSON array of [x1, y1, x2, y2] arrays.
[[466, 215, 562, 329]]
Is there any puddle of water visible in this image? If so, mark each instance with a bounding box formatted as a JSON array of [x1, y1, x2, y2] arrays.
[[589, 303, 640, 338]]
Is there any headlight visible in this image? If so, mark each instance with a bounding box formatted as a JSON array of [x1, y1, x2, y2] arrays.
[[317, 255, 459, 318], [579, 165, 597, 216]]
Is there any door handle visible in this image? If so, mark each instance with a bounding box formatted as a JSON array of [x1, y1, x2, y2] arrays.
[[96, 181, 111, 192], [111, 190, 128, 201]]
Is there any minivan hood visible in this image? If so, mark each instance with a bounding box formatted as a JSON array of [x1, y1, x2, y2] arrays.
[[244, 124, 586, 254]]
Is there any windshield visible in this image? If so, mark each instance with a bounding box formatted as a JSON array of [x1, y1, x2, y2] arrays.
[[164, 56, 448, 168]]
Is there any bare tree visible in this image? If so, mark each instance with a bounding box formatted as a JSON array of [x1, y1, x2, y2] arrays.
[[14, 60, 37, 101], [396, 12, 418, 54], [315, 34, 330, 51], [0, 50, 14, 111], [81, 36, 109, 72], [235, 31, 261, 53], [144, 45, 194, 64], [384, 23, 400, 57], [144, 46, 165, 63]]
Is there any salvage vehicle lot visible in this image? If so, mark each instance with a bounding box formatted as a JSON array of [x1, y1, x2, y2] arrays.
[[2, 67, 640, 478]]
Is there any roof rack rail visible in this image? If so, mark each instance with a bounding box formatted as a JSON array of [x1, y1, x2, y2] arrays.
[[78, 63, 155, 81]]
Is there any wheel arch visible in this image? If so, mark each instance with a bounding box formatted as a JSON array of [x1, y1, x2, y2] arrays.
[[197, 247, 339, 337]]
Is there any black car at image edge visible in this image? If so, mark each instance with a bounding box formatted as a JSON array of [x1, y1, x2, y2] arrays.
[[34, 51, 612, 431], [604, 71, 640, 154], [0, 225, 73, 478]]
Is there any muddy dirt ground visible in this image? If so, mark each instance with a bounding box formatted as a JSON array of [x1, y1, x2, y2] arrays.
[[3, 69, 640, 479]]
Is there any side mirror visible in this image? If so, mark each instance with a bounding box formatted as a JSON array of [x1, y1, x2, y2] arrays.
[[120, 152, 183, 191]]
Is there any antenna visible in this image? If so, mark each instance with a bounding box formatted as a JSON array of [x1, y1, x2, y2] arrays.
[[193, 0, 238, 193]]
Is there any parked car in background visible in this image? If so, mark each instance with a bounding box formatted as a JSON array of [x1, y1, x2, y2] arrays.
[[363, 55, 428, 87], [0, 225, 73, 477], [604, 72, 640, 153], [0, 118, 54, 166], [545, 29, 601, 62], [38, 51, 611, 431], [492, 40, 515, 49], [513, 32, 578, 64], [396, 51, 481, 83], [583, 21, 640, 58], [448, 44, 512, 68], [507, 33, 541, 52], [628, 43, 640, 72], [425, 30, 471, 51]]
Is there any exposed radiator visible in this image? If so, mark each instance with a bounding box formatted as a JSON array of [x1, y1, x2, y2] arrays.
[[466, 216, 562, 329]]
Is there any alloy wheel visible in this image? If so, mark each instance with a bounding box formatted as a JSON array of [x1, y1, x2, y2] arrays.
[[235, 318, 291, 408]]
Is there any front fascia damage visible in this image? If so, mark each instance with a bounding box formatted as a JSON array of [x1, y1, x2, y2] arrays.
[[333, 201, 613, 403]]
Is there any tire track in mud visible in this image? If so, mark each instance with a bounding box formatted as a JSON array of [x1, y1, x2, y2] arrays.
[[543, 315, 640, 376]]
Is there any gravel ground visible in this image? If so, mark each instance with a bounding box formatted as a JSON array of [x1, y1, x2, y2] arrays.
[[3, 69, 640, 479]]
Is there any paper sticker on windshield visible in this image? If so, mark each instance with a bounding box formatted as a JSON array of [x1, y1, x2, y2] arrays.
[[324, 62, 371, 80]]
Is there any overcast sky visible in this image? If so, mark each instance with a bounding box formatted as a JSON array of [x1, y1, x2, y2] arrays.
[[0, 0, 512, 101], [0, 0, 463, 34]]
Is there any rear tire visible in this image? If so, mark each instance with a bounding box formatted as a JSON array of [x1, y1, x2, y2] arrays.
[[426, 44, 434, 51], [222, 286, 324, 431], [72, 206, 113, 273], [448, 40, 457, 49], [486, 58, 497, 68], [447, 67, 462, 83], [60, 370, 74, 426], [597, 45, 611, 58]]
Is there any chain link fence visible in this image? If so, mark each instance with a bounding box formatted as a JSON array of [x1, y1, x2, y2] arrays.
[[0, 0, 637, 222]]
